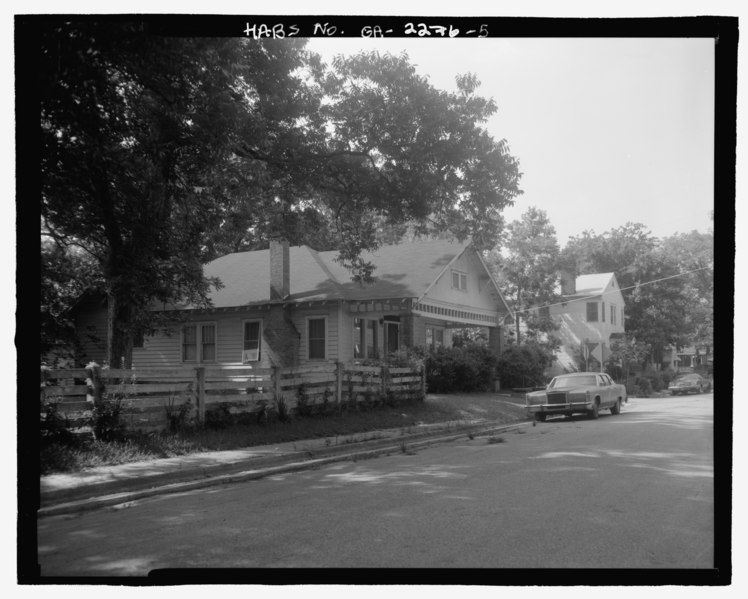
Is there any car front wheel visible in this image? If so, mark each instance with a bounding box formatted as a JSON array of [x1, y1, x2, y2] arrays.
[[611, 399, 621, 415]]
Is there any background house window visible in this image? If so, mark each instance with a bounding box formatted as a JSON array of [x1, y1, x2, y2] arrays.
[[610, 305, 616, 326], [586, 302, 598, 322], [451, 270, 468, 291], [182, 323, 216, 363], [243, 321, 261, 362], [308, 317, 326, 360], [602, 302, 606, 322]]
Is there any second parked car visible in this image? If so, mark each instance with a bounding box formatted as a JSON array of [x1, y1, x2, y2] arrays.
[[668, 373, 711, 395]]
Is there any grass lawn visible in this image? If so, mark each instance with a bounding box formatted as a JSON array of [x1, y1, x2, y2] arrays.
[[40, 392, 529, 475]]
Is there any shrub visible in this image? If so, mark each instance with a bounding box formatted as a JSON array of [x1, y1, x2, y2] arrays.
[[496, 342, 555, 389], [205, 404, 233, 429], [165, 395, 194, 433], [634, 376, 653, 397], [425, 344, 496, 393], [296, 384, 312, 417], [274, 395, 291, 422], [625, 381, 641, 397], [40, 400, 79, 446], [638, 370, 665, 392], [90, 396, 127, 442]]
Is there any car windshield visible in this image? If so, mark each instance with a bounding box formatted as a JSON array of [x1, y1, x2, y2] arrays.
[[676, 375, 700, 382], [549, 375, 597, 389]]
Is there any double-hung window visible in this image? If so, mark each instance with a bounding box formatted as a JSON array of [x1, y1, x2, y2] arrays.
[[586, 302, 599, 322], [242, 320, 262, 363], [182, 323, 216, 363], [451, 270, 468, 291], [308, 317, 326, 360]]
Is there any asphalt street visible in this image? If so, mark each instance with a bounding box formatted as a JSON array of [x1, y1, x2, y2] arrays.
[[37, 393, 715, 577]]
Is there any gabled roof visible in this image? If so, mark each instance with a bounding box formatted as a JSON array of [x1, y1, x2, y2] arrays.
[[568, 273, 618, 298], [202, 238, 473, 308]]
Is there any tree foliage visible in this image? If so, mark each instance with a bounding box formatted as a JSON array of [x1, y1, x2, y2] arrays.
[[560, 222, 706, 367], [496, 342, 556, 388], [40, 24, 313, 365], [658, 231, 714, 351], [484, 207, 560, 344], [40, 240, 102, 360], [37, 23, 523, 364]]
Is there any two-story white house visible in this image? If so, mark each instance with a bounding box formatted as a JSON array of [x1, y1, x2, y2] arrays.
[[545, 272, 626, 376]]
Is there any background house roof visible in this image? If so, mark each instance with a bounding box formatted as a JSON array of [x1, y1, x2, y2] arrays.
[[568, 273, 617, 298], [202, 238, 471, 308]]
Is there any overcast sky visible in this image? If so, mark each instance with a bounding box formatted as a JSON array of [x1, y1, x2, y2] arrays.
[[308, 36, 715, 246]]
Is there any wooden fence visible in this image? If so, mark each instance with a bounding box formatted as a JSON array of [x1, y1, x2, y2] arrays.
[[40, 362, 426, 434]]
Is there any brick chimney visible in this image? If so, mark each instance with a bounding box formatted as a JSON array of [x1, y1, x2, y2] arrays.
[[270, 238, 290, 300]]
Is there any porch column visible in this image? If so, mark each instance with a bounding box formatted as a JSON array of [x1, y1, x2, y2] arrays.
[[400, 315, 416, 348]]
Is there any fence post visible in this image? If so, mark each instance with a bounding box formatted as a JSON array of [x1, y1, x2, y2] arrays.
[[335, 361, 344, 408], [381, 364, 389, 400], [420, 364, 427, 401], [86, 362, 104, 408], [195, 366, 206, 424]]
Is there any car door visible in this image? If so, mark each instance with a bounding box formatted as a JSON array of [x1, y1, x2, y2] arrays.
[[597, 374, 613, 407]]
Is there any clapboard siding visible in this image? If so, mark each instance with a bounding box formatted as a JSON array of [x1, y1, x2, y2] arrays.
[[132, 310, 269, 368]]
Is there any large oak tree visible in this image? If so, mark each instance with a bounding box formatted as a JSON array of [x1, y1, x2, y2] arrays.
[[37, 22, 522, 366]]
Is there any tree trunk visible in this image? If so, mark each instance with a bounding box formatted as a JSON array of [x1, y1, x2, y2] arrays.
[[106, 288, 134, 369]]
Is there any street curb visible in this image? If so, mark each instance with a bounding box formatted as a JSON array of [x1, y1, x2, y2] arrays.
[[39, 418, 502, 505], [38, 421, 530, 517], [40, 419, 489, 504]]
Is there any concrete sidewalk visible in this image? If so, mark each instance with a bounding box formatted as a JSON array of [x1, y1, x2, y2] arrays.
[[39, 418, 529, 517]]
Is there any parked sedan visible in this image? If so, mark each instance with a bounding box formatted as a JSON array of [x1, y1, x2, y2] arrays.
[[525, 372, 627, 422], [668, 374, 711, 395]]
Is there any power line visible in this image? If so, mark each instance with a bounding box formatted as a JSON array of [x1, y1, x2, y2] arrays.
[[511, 265, 713, 316]]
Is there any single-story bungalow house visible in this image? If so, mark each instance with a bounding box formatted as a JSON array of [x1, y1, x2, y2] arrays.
[[545, 272, 626, 376], [72, 238, 514, 369]]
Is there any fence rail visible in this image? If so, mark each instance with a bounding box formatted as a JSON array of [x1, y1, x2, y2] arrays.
[[40, 362, 426, 434]]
